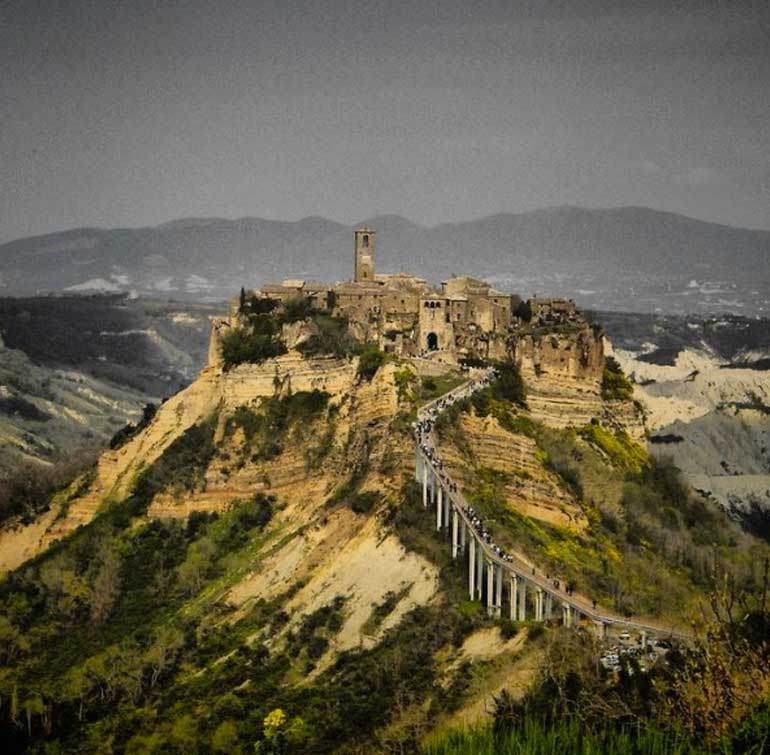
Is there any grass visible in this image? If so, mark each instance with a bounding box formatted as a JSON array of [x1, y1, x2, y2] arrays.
[[422, 719, 697, 755], [416, 373, 466, 406], [225, 390, 330, 463], [579, 424, 648, 474]]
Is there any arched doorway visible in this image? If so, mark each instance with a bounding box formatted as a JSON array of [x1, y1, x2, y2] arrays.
[[427, 332, 438, 351]]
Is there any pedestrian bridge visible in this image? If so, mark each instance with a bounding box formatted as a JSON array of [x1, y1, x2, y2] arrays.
[[414, 371, 689, 643]]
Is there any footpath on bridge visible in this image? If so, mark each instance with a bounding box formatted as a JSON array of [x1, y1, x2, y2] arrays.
[[413, 369, 691, 642]]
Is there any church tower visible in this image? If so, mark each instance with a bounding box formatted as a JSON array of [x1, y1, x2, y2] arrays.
[[354, 228, 375, 283]]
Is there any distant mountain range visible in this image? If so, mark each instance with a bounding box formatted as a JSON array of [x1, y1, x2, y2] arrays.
[[1, 207, 769, 313]]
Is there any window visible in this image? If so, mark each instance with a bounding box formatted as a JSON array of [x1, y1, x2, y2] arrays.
[[362, 234, 369, 247]]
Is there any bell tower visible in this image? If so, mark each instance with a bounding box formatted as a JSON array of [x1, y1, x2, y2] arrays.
[[354, 228, 375, 283]]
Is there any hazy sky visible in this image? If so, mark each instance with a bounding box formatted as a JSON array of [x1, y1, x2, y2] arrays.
[[1, 0, 769, 241]]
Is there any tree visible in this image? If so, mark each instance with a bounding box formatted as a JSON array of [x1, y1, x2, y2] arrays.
[[212, 719, 239, 752], [357, 343, 386, 381], [89, 543, 123, 625], [177, 537, 216, 594], [144, 626, 184, 687]]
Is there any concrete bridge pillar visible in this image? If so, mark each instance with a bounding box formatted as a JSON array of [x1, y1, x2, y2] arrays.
[[476, 543, 484, 600], [544, 592, 553, 619], [444, 491, 450, 529], [494, 564, 503, 617], [595, 621, 607, 641], [421, 461, 428, 508], [436, 485, 443, 531], [486, 562, 495, 615], [640, 631, 647, 650], [451, 508, 459, 559], [459, 518, 466, 553], [468, 537, 476, 600], [562, 604, 572, 628], [534, 588, 544, 621], [510, 576, 519, 620], [517, 580, 527, 621]]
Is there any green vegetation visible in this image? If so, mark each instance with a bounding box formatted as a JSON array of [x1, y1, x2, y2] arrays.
[[131, 417, 217, 509], [281, 296, 314, 323], [356, 342, 386, 381], [447, 391, 768, 618], [225, 391, 330, 462], [580, 423, 648, 473], [426, 592, 770, 755], [0, 448, 99, 526], [363, 587, 411, 635], [296, 313, 357, 358], [225, 296, 366, 368], [285, 596, 346, 670], [423, 718, 694, 755], [0, 468, 489, 753], [220, 323, 287, 370], [0, 394, 51, 421], [470, 361, 527, 415], [602, 356, 634, 401], [417, 373, 466, 405]]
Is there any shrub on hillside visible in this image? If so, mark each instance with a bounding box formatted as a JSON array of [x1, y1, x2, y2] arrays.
[[297, 314, 357, 358], [357, 343, 386, 381], [226, 391, 330, 461], [282, 296, 314, 323], [0, 395, 51, 422], [0, 448, 99, 525], [470, 361, 526, 415], [220, 326, 287, 369], [601, 356, 634, 401]]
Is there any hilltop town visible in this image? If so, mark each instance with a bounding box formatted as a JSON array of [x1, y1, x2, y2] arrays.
[[210, 227, 604, 384]]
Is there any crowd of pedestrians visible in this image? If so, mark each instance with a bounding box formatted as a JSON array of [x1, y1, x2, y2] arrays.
[[415, 369, 515, 564]]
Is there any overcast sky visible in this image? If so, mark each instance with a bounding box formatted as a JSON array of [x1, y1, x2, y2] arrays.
[[1, 0, 769, 241]]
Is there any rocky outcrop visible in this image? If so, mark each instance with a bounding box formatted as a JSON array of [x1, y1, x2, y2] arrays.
[[514, 327, 604, 383], [524, 376, 645, 443], [31, 355, 365, 550]]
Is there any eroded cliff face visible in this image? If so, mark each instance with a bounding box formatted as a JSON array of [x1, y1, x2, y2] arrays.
[[1, 353, 403, 567], [514, 328, 604, 383], [438, 413, 586, 529], [0, 329, 663, 752], [0, 320, 645, 573], [513, 329, 645, 443]]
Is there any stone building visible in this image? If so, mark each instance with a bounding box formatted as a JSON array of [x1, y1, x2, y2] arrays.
[[224, 227, 603, 377]]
